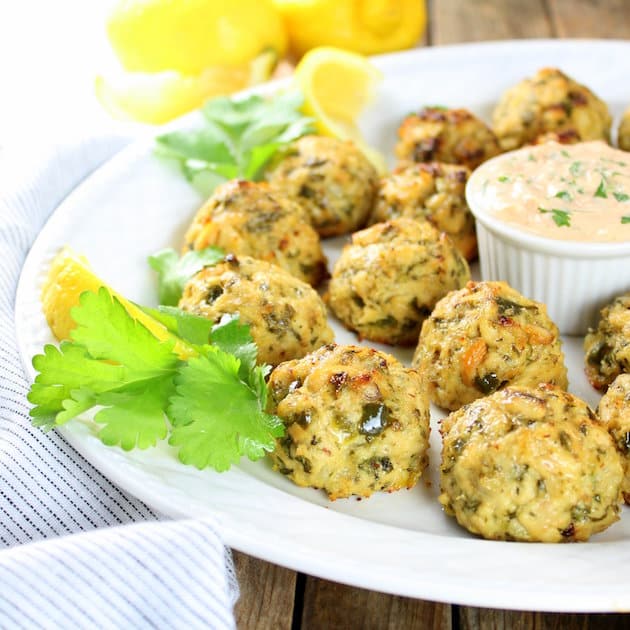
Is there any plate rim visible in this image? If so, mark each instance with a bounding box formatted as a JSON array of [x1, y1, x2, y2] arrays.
[[14, 39, 630, 613]]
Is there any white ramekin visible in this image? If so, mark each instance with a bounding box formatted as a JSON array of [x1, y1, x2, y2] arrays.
[[466, 165, 630, 336]]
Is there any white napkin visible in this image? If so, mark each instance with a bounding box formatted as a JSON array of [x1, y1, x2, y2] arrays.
[[0, 133, 238, 628]]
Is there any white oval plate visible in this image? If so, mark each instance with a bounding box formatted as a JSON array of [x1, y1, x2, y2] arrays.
[[15, 40, 630, 613]]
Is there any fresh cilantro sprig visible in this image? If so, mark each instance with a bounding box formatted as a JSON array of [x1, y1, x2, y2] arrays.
[[28, 288, 283, 471], [148, 246, 225, 306], [155, 90, 316, 196]]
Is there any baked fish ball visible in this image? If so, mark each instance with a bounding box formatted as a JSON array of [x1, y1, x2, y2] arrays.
[[598, 374, 630, 505], [413, 281, 568, 411], [183, 179, 328, 287], [584, 292, 630, 391], [618, 107, 630, 152], [267, 135, 378, 237], [328, 218, 470, 346], [395, 107, 501, 170], [492, 67, 612, 151], [440, 384, 623, 542], [178, 255, 333, 367], [267, 344, 430, 500], [369, 162, 477, 261]]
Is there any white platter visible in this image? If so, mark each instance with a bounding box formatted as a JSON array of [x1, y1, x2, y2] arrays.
[[14, 40, 630, 612]]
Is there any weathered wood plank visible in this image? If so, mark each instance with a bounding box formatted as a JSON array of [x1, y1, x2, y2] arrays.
[[459, 607, 630, 630], [232, 551, 296, 630], [430, 0, 553, 45], [548, 0, 630, 38], [300, 578, 452, 630]]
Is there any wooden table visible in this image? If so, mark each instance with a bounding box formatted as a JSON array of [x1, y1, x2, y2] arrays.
[[234, 1, 630, 627]]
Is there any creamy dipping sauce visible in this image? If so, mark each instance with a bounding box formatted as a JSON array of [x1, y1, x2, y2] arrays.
[[468, 141, 630, 242]]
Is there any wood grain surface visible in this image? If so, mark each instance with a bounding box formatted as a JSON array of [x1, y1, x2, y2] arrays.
[[233, 1, 630, 628]]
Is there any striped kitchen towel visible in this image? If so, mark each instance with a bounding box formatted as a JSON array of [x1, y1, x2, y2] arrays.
[[0, 133, 238, 628]]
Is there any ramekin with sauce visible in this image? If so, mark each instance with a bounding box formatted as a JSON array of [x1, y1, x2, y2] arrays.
[[466, 141, 630, 335]]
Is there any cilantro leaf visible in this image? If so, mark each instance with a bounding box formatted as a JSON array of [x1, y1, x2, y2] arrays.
[[539, 207, 571, 227], [569, 161, 582, 177], [94, 378, 173, 450], [143, 305, 214, 347], [594, 178, 608, 199], [71, 288, 177, 373], [28, 286, 283, 470], [28, 342, 128, 428], [614, 192, 630, 202], [155, 90, 315, 195], [168, 351, 283, 471], [554, 191, 572, 201], [621, 216, 630, 224], [210, 315, 260, 382], [148, 246, 224, 306]]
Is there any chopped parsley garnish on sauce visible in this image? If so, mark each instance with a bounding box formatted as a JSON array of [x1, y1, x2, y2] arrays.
[[569, 161, 582, 177], [614, 192, 630, 202], [561, 149, 571, 158], [594, 178, 608, 198], [621, 216, 630, 224], [497, 175, 510, 183], [539, 207, 571, 227], [554, 191, 572, 201]]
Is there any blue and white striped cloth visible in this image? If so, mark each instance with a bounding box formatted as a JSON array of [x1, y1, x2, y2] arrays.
[[0, 134, 238, 628]]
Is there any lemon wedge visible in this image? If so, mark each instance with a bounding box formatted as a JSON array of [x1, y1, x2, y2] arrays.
[[42, 247, 193, 358], [96, 51, 277, 125], [293, 46, 386, 172]]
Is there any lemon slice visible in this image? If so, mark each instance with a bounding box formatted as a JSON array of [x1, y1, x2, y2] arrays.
[[42, 247, 193, 358], [293, 46, 386, 172]]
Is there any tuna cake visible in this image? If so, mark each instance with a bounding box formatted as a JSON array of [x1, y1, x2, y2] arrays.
[[619, 107, 630, 152], [183, 179, 328, 286], [369, 161, 477, 261], [267, 344, 430, 500], [492, 67, 612, 151], [178, 255, 333, 367], [413, 281, 568, 411], [395, 106, 501, 170], [598, 374, 630, 505], [327, 217, 470, 346], [584, 292, 630, 391], [267, 135, 378, 237], [440, 384, 623, 542]]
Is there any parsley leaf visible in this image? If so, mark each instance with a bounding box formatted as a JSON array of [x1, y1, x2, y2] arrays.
[[155, 91, 315, 195], [569, 161, 582, 177], [614, 192, 630, 202], [594, 178, 608, 199], [539, 207, 571, 227], [28, 288, 283, 469], [621, 216, 630, 224], [497, 175, 510, 183], [148, 246, 224, 306]]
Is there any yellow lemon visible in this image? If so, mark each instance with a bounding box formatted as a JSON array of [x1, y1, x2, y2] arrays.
[[106, 0, 287, 76], [95, 51, 276, 124], [42, 247, 193, 358], [293, 46, 387, 172], [274, 0, 425, 58]]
